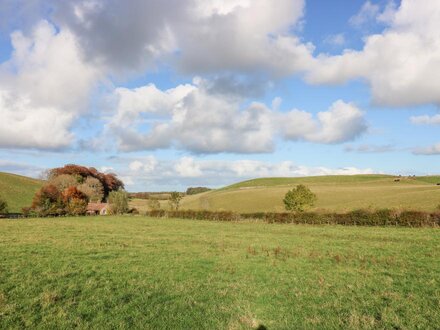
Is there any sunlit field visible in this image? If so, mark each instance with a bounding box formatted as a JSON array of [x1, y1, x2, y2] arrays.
[[1, 216, 438, 329]]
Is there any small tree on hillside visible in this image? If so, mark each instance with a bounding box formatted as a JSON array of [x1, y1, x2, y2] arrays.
[[169, 192, 182, 210], [0, 196, 8, 214], [283, 184, 317, 212], [108, 189, 129, 215]]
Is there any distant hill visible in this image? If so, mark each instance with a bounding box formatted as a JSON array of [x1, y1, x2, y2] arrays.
[[180, 174, 440, 213], [0, 172, 43, 213]]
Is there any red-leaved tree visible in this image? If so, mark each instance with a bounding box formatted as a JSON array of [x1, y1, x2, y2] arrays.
[[49, 164, 124, 198]]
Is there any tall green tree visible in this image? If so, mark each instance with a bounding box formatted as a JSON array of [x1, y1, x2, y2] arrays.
[[283, 185, 317, 212], [108, 190, 129, 215]]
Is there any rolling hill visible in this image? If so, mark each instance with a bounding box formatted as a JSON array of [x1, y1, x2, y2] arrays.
[[0, 172, 43, 213], [180, 174, 440, 212]]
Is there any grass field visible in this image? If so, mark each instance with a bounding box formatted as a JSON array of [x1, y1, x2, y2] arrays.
[[180, 175, 440, 213], [0, 172, 43, 213], [0, 216, 438, 329]]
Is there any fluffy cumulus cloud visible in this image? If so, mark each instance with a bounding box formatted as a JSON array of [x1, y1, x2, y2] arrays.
[[50, 0, 313, 75], [0, 20, 101, 149], [106, 79, 367, 153], [306, 0, 440, 107], [122, 155, 376, 190]]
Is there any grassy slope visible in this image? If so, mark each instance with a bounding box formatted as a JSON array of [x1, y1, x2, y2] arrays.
[[0, 172, 43, 212], [0, 217, 438, 329], [181, 175, 440, 212]]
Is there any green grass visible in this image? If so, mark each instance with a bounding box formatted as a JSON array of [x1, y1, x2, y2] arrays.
[[181, 175, 440, 213], [0, 172, 43, 212], [0, 216, 438, 329], [224, 174, 395, 189]]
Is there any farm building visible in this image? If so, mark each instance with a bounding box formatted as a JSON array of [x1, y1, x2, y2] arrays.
[[86, 203, 109, 216]]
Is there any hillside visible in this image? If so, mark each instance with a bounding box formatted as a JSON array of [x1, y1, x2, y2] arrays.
[[181, 174, 440, 212], [0, 172, 43, 213]]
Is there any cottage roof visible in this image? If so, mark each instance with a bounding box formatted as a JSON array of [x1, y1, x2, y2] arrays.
[[86, 203, 108, 212]]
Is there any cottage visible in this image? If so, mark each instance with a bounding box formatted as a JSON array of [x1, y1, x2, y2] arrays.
[[86, 203, 109, 215]]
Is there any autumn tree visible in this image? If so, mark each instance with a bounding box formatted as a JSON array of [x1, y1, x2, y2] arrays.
[[31, 185, 65, 216], [49, 174, 79, 192], [78, 177, 104, 202], [63, 186, 88, 216], [283, 185, 317, 212], [49, 164, 124, 198]]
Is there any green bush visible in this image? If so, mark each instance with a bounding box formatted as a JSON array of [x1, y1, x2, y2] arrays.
[[283, 185, 317, 212], [108, 190, 129, 215]]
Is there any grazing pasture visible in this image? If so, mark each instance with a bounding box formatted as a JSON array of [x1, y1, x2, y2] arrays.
[[181, 175, 440, 213], [0, 216, 438, 329], [0, 172, 43, 213]]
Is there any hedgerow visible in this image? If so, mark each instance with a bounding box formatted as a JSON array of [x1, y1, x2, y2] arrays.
[[145, 209, 440, 227]]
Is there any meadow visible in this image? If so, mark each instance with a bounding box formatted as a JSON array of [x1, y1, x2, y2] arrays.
[[181, 175, 440, 213], [0, 216, 439, 329], [0, 172, 42, 213]]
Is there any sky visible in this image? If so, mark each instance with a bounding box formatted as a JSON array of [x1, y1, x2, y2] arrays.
[[0, 0, 439, 191]]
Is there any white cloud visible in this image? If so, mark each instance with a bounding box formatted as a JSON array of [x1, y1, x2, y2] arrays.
[[413, 143, 440, 155], [106, 80, 367, 153], [345, 144, 395, 153], [410, 114, 440, 125], [0, 20, 101, 149], [0, 91, 74, 149], [323, 33, 345, 46], [119, 156, 376, 190], [281, 100, 367, 144], [349, 1, 380, 27], [128, 156, 158, 173], [306, 0, 440, 107], [174, 157, 203, 177], [49, 0, 313, 76]]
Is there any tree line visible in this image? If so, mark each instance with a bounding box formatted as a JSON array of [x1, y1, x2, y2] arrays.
[[23, 164, 128, 217]]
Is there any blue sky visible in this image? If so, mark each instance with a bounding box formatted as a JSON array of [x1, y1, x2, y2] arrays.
[[0, 0, 439, 191]]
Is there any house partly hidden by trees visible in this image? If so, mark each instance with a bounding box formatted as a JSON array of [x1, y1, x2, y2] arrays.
[[24, 164, 128, 217]]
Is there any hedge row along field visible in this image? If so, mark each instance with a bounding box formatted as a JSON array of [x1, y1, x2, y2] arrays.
[[146, 209, 440, 227]]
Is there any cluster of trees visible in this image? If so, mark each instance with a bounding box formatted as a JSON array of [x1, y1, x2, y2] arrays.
[[26, 164, 126, 217], [47, 164, 123, 198], [185, 187, 211, 195]]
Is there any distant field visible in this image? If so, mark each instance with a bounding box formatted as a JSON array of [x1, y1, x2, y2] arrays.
[[0, 216, 438, 329], [0, 172, 43, 212], [181, 175, 440, 213]]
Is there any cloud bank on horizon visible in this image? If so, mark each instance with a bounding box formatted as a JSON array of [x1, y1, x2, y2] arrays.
[[0, 0, 440, 190]]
